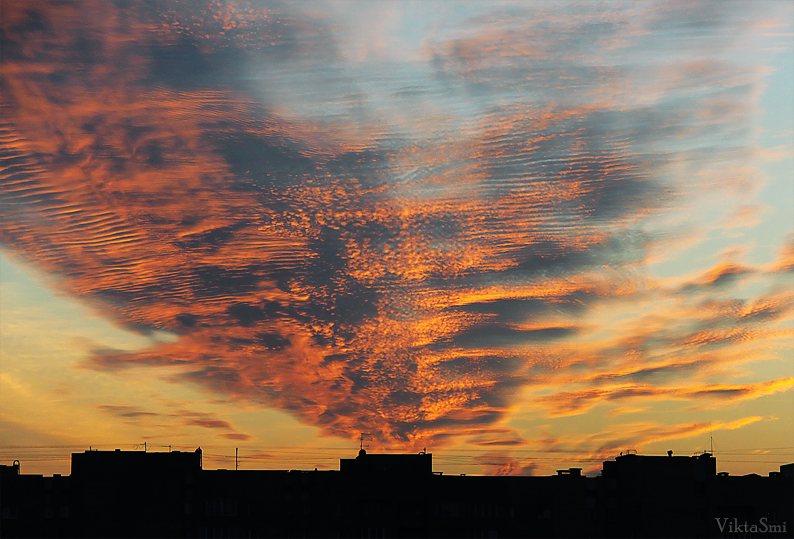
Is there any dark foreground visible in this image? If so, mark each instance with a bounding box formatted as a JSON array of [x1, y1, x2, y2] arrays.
[[1, 449, 792, 538]]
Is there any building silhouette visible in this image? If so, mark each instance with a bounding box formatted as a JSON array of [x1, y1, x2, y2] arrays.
[[1, 448, 791, 538]]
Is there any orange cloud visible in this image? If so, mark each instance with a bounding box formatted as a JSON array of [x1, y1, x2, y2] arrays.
[[535, 379, 793, 417], [1, 1, 790, 454]]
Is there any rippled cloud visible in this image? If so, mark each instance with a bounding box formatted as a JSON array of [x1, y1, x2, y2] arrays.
[[1, 0, 791, 450]]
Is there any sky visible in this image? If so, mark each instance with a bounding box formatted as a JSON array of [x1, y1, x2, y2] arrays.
[[1, 0, 792, 477]]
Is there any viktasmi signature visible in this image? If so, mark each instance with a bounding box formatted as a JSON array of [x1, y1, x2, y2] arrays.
[[715, 518, 787, 534]]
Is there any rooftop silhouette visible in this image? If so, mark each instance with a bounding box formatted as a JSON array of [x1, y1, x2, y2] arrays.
[[1, 448, 791, 538]]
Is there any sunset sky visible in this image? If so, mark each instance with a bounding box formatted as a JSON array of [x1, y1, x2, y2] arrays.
[[1, 0, 792, 477]]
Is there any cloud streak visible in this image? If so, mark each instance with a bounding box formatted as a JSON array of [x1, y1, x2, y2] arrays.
[[534, 379, 793, 417], [97, 403, 251, 440]]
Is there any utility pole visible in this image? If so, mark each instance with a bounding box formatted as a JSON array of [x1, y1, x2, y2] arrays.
[[235, 448, 238, 470]]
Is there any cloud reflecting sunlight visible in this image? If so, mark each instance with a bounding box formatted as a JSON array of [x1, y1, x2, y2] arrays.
[[1, 0, 792, 475]]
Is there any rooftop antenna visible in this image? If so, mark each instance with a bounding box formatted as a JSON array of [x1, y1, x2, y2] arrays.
[[704, 422, 715, 455], [359, 433, 372, 451], [696, 430, 716, 457]]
